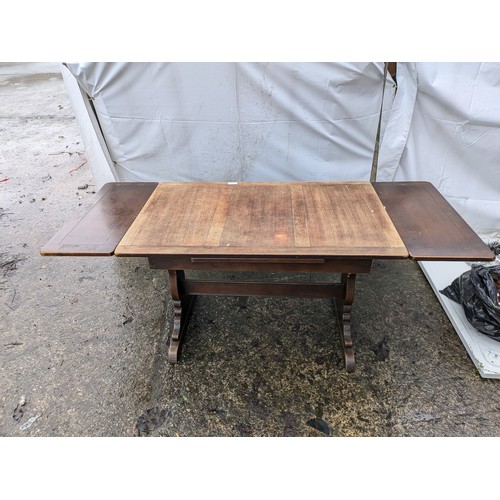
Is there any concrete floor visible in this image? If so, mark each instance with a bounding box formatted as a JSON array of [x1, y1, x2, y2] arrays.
[[1, 63, 500, 438]]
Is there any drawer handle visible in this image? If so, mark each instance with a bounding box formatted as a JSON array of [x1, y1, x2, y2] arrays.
[[190, 257, 326, 264]]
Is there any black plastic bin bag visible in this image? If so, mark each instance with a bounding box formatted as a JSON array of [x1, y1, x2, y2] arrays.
[[440, 265, 500, 339]]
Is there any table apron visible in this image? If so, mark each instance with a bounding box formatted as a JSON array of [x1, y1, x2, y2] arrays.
[[147, 256, 373, 273]]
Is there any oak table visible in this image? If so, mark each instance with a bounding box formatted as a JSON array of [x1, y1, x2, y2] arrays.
[[41, 181, 494, 372]]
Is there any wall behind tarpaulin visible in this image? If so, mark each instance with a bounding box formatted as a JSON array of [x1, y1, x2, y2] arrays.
[[377, 62, 500, 240], [63, 62, 395, 185]]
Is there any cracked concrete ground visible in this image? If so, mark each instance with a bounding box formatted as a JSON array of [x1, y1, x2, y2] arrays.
[[1, 63, 500, 438]]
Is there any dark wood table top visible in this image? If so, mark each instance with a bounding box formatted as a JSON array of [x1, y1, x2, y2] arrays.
[[40, 182, 158, 256], [373, 181, 494, 261]]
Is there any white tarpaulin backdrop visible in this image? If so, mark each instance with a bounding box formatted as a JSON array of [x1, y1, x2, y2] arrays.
[[378, 62, 500, 240], [64, 62, 500, 239], [64, 62, 395, 183]]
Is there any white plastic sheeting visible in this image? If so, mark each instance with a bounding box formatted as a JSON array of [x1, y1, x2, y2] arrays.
[[64, 61, 500, 237], [65, 62, 395, 185], [378, 62, 500, 240], [60, 64, 116, 189]]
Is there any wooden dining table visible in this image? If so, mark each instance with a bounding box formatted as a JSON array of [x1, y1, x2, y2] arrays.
[[41, 181, 494, 372]]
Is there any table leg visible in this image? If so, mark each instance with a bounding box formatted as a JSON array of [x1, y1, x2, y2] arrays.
[[334, 273, 356, 373], [167, 270, 195, 364]]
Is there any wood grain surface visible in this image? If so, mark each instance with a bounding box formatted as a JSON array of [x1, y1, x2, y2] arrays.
[[40, 182, 158, 256], [373, 181, 494, 261], [115, 182, 409, 258]]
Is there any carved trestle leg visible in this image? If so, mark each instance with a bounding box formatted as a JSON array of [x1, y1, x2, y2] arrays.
[[335, 273, 356, 373], [167, 270, 194, 364]]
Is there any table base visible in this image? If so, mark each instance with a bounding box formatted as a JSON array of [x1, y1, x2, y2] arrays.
[[161, 267, 361, 372]]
